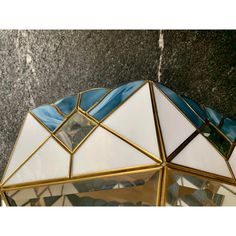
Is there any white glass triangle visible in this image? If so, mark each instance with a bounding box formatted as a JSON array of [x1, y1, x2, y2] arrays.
[[229, 147, 236, 177], [102, 83, 160, 158], [72, 127, 157, 176], [2, 113, 50, 182], [153, 86, 196, 156], [171, 134, 232, 177], [4, 138, 70, 186]]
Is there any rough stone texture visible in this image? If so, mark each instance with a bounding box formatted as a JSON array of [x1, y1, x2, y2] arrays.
[[0, 30, 235, 178]]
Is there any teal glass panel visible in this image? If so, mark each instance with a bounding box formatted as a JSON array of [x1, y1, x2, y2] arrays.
[[89, 80, 145, 121], [221, 118, 236, 142], [32, 105, 64, 131], [80, 88, 108, 111], [156, 83, 203, 128], [205, 107, 223, 126], [55, 95, 77, 115], [182, 96, 206, 120]]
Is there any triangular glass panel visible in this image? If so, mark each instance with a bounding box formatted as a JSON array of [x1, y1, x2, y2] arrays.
[[55, 112, 96, 152], [205, 106, 223, 126], [79, 88, 109, 111], [171, 134, 232, 178], [153, 85, 196, 156], [31, 105, 64, 131], [55, 95, 77, 115], [72, 126, 158, 177], [4, 138, 70, 186], [2, 114, 50, 183], [156, 83, 204, 128], [102, 83, 160, 159], [89, 80, 145, 121]]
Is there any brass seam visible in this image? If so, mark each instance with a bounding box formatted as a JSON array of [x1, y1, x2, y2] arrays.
[[69, 154, 73, 179], [167, 126, 205, 162], [160, 166, 167, 206], [2, 165, 161, 191], [149, 81, 167, 162], [156, 167, 163, 206], [76, 92, 81, 109], [226, 161, 236, 180], [51, 103, 65, 117], [1, 137, 51, 186], [167, 162, 236, 186], [99, 123, 162, 164], [228, 145, 235, 160]]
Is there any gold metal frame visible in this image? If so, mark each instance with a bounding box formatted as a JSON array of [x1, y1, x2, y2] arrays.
[[1, 80, 236, 207]]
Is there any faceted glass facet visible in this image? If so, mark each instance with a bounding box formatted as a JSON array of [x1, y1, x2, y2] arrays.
[[55, 112, 96, 151], [55, 95, 77, 115]]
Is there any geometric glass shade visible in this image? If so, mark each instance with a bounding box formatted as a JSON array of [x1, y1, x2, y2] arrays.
[[1, 80, 235, 206]]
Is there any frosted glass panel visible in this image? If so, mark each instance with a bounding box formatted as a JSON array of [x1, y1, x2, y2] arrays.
[[5, 138, 70, 186], [171, 134, 232, 177], [72, 127, 157, 176], [103, 83, 160, 158], [2, 114, 50, 183], [154, 85, 196, 156]]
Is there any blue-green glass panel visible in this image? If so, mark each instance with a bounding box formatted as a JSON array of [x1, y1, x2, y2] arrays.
[[182, 96, 207, 121], [32, 105, 64, 131], [55, 95, 77, 115], [89, 80, 145, 121], [205, 107, 223, 126], [221, 118, 236, 142], [156, 83, 203, 128], [80, 88, 108, 111]]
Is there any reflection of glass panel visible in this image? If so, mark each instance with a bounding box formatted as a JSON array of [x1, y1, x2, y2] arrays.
[[205, 107, 222, 126], [201, 124, 231, 157], [166, 169, 236, 206], [5, 169, 160, 206], [55, 112, 96, 151], [221, 118, 236, 142]]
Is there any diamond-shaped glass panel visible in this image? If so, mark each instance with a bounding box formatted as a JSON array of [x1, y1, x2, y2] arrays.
[[55, 112, 96, 151]]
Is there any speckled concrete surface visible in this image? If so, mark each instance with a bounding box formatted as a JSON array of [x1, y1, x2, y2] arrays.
[[0, 30, 235, 178]]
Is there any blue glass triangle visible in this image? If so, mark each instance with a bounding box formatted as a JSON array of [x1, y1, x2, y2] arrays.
[[32, 105, 64, 131], [182, 96, 207, 121], [89, 80, 145, 121], [80, 88, 108, 111], [205, 107, 223, 126], [156, 83, 204, 128], [55, 95, 77, 115], [221, 118, 236, 142]]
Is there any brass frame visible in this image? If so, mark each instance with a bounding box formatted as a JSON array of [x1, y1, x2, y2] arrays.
[[1, 80, 236, 207]]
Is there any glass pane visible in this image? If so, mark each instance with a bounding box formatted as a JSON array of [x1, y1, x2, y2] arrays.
[[55, 95, 77, 115], [89, 80, 145, 121], [165, 169, 236, 206], [55, 112, 96, 151], [80, 88, 109, 111], [31, 105, 64, 131], [182, 96, 206, 120], [5, 169, 160, 206], [201, 124, 231, 157]]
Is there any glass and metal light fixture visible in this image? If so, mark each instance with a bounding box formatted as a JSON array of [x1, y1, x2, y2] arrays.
[[0, 80, 235, 206]]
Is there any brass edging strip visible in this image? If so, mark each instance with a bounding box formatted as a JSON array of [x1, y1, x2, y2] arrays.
[[2, 165, 161, 192], [160, 166, 167, 206], [149, 81, 167, 162]]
